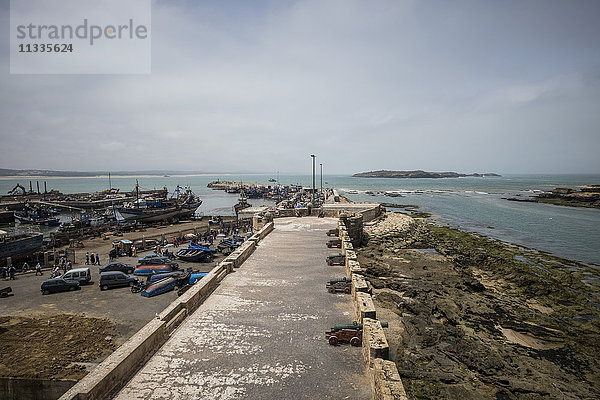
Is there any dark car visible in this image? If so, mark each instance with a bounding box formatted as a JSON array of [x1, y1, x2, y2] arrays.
[[41, 278, 80, 295], [99, 271, 139, 291], [100, 262, 135, 274], [138, 254, 178, 267]]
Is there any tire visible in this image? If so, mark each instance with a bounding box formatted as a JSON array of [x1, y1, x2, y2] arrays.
[[344, 287, 351, 294], [42, 289, 50, 295], [350, 337, 361, 347], [101, 285, 109, 291], [328, 336, 339, 346], [69, 286, 76, 291]]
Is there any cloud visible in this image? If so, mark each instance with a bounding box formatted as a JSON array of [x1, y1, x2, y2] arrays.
[[0, 0, 599, 174]]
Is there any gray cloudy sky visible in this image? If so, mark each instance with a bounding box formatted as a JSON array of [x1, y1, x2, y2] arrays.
[[1, 0, 599, 174]]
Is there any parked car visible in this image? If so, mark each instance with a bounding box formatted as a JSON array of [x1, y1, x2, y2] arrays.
[[99, 271, 139, 291], [100, 261, 135, 274], [138, 254, 178, 267], [41, 278, 80, 295], [62, 268, 92, 285]]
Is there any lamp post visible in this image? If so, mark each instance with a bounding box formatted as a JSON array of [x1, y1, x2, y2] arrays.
[[320, 163, 323, 202], [311, 154, 316, 206]]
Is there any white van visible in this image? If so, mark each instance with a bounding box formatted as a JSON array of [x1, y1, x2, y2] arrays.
[[62, 268, 92, 285]]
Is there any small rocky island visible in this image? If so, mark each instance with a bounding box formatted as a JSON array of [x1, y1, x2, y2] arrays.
[[507, 185, 600, 209], [353, 170, 501, 178]]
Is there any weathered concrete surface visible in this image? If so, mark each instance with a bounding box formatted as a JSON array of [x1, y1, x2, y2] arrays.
[[114, 217, 371, 400]]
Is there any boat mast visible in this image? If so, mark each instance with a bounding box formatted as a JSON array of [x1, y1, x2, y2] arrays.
[[136, 180, 139, 209], [108, 172, 112, 191]]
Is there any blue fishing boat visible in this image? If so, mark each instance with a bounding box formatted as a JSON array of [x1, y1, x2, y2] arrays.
[[176, 242, 217, 262], [133, 264, 175, 276], [141, 277, 178, 297], [146, 270, 186, 284], [189, 272, 208, 284]]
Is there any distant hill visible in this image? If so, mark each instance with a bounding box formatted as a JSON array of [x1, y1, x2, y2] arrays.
[[353, 170, 501, 178], [0, 168, 211, 177], [0, 168, 99, 177]]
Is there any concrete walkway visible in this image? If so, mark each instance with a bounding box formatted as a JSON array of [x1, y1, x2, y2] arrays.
[[114, 217, 371, 400]]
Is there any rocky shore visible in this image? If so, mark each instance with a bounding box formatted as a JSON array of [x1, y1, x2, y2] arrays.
[[357, 211, 600, 399], [507, 185, 600, 209]]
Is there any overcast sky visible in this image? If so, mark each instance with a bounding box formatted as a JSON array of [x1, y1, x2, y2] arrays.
[[1, 0, 599, 174]]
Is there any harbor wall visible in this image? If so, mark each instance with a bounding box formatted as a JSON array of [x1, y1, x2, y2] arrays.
[[0, 378, 76, 400], [338, 212, 409, 400], [58, 221, 274, 400]]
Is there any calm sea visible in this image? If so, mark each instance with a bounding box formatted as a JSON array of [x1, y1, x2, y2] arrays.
[[1, 174, 599, 265]]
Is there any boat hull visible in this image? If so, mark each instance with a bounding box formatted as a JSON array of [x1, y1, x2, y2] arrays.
[[133, 265, 175, 276], [0, 233, 44, 261], [117, 202, 201, 223], [141, 277, 178, 297]]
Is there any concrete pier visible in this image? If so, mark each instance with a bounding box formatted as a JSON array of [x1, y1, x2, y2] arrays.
[[114, 217, 371, 399]]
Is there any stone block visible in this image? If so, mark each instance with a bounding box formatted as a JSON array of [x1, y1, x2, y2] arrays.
[[352, 273, 369, 299], [362, 318, 389, 367], [371, 359, 408, 400], [355, 292, 376, 322]]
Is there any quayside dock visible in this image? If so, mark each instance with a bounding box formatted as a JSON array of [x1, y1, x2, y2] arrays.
[[113, 217, 370, 399]]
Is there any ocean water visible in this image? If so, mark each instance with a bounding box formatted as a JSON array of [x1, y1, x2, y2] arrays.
[[1, 174, 599, 265]]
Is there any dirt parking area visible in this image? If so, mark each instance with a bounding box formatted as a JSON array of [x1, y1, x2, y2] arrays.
[[0, 219, 243, 380]]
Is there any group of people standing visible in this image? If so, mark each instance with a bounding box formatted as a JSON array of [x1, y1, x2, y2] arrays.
[[85, 252, 100, 265], [1, 262, 43, 279]]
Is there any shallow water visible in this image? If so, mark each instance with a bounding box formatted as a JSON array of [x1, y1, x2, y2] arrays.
[[1, 173, 599, 264]]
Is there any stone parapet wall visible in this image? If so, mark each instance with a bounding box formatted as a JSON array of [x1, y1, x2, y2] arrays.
[[372, 359, 409, 400], [362, 318, 390, 367], [355, 292, 377, 322], [339, 212, 408, 400]]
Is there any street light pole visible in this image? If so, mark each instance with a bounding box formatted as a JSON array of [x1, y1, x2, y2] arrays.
[[320, 163, 323, 201], [311, 154, 316, 207]]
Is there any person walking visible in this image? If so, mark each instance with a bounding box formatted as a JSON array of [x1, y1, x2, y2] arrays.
[[90, 253, 95, 265], [35, 263, 42, 276], [8, 265, 16, 280], [95, 253, 100, 265], [85, 252, 90, 265]]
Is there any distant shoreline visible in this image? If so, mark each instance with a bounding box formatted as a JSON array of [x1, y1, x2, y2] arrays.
[[0, 174, 232, 180]]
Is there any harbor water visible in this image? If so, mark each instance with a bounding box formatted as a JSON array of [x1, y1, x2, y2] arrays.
[[1, 174, 599, 265]]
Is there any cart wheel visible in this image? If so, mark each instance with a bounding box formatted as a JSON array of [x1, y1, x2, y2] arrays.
[[344, 287, 351, 294], [328, 336, 339, 346], [350, 337, 361, 347]]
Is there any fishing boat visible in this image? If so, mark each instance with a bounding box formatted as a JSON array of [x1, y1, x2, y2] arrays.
[[117, 184, 202, 223], [141, 276, 178, 297], [146, 270, 186, 284], [176, 242, 217, 262], [189, 272, 208, 284], [133, 264, 176, 276], [14, 214, 60, 226], [0, 231, 43, 264]]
